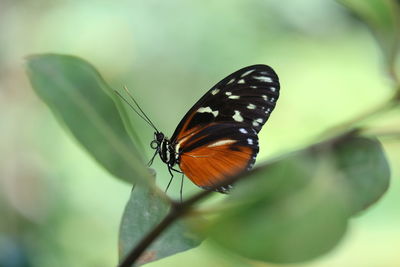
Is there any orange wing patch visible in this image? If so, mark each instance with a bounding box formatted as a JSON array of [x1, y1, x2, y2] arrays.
[[179, 141, 253, 189]]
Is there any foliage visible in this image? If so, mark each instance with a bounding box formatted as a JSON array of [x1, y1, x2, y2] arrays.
[[26, 54, 151, 186], [24, 1, 400, 266], [209, 135, 389, 263], [338, 0, 400, 81], [119, 183, 202, 266]]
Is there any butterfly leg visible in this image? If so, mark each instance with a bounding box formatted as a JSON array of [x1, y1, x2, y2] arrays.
[[165, 165, 175, 193], [180, 173, 184, 203], [170, 167, 183, 174]]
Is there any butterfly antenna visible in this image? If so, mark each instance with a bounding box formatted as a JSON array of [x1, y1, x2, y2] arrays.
[[113, 90, 158, 132], [123, 86, 159, 133]]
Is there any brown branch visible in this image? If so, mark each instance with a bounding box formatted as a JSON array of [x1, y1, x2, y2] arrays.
[[118, 205, 182, 267], [320, 93, 399, 138], [117, 170, 250, 267]]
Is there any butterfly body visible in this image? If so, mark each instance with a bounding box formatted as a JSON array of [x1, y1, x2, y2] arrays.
[[149, 64, 280, 193], [153, 133, 176, 166]]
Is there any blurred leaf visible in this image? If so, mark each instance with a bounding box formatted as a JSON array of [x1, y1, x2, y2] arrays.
[[208, 135, 390, 263], [209, 150, 350, 263], [26, 54, 151, 185], [331, 136, 390, 214], [119, 184, 203, 266], [0, 235, 33, 267], [338, 0, 400, 78]]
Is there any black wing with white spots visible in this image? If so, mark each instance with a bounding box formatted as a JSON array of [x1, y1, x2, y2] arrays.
[[171, 64, 280, 142]]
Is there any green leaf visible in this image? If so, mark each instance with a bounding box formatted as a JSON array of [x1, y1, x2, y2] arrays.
[[331, 136, 390, 215], [26, 54, 151, 185], [338, 0, 400, 77], [119, 184, 203, 266], [209, 151, 350, 263], [208, 135, 390, 263]]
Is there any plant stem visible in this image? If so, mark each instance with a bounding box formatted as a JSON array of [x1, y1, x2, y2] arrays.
[[118, 171, 251, 267], [118, 206, 180, 267], [321, 94, 399, 138]]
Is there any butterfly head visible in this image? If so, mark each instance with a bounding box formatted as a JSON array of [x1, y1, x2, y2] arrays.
[[150, 132, 176, 166], [150, 132, 165, 150]]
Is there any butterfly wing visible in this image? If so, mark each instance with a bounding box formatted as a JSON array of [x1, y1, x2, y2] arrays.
[[171, 64, 279, 141], [171, 65, 280, 191], [177, 123, 259, 192]]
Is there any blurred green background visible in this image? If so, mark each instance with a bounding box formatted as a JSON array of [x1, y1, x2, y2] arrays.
[[0, 0, 399, 266]]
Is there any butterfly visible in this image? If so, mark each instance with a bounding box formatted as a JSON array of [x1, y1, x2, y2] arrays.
[[117, 65, 280, 193]]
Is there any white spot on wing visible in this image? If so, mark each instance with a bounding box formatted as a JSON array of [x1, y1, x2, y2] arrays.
[[227, 78, 235, 85], [208, 139, 236, 147], [211, 88, 220, 95], [253, 121, 260, 127], [262, 95, 268, 101], [241, 69, 255, 77], [238, 79, 245, 84], [256, 118, 263, 123], [233, 110, 244, 122], [270, 87, 276, 92], [247, 138, 254, 145], [228, 95, 240, 99], [197, 106, 212, 113], [225, 91, 232, 96], [254, 76, 273, 82], [239, 128, 248, 134], [247, 103, 256, 110], [197, 106, 219, 117]]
